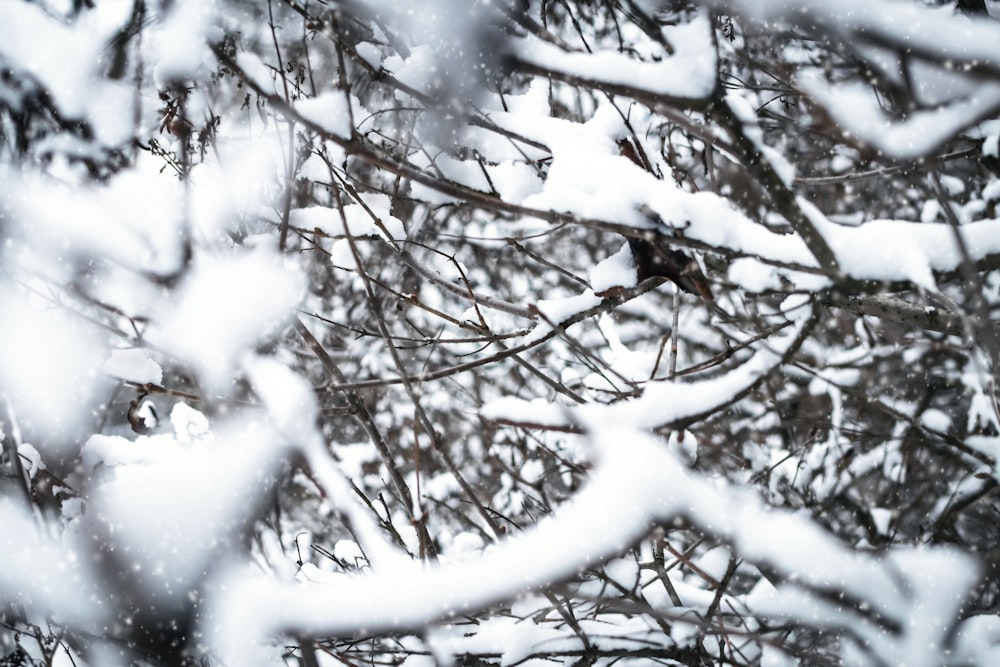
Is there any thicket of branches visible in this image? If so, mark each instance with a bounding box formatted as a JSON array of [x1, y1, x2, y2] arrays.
[[3, 1, 1000, 666]]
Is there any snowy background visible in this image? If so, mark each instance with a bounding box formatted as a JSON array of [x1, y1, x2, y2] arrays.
[[2, 1, 1000, 665]]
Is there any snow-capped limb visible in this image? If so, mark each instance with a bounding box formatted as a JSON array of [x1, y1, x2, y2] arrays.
[[525, 290, 602, 344], [196, 428, 724, 659], [710, 0, 1000, 71], [483, 304, 816, 432], [810, 206, 1000, 288], [711, 0, 1000, 158], [204, 428, 692, 664], [510, 11, 718, 108], [218, 47, 628, 231], [243, 351, 414, 570], [719, 203, 1000, 299], [206, 423, 976, 667], [715, 96, 841, 277], [712, 103, 1000, 291], [222, 47, 804, 275], [0, 498, 105, 629], [223, 45, 1000, 296], [746, 547, 977, 667], [798, 75, 1000, 160], [103, 348, 164, 386]]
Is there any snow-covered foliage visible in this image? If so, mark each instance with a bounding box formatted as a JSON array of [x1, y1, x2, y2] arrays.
[[2, 1, 1000, 666]]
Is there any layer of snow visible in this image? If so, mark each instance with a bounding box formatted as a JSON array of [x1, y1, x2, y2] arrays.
[[84, 414, 288, 601], [525, 290, 602, 344], [0, 2, 134, 145], [0, 285, 104, 444], [294, 92, 353, 138], [103, 348, 163, 385], [207, 420, 975, 667], [0, 498, 104, 627], [485, 316, 806, 431], [590, 242, 637, 293], [3, 167, 187, 280], [799, 74, 1000, 159], [148, 0, 222, 84], [150, 247, 305, 394], [513, 13, 717, 100], [290, 199, 406, 241]]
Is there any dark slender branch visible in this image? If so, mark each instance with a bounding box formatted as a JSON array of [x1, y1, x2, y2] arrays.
[[293, 317, 432, 553], [319, 278, 670, 393], [509, 56, 714, 113], [793, 147, 979, 187], [712, 97, 841, 277]]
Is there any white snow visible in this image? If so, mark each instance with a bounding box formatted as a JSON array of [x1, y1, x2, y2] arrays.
[[103, 348, 163, 385], [294, 92, 354, 139], [714, 0, 1000, 65], [0, 498, 104, 627], [242, 354, 322, 448], [0, 2, 995, 665], [207, 418, 977, 667], [525, 290, 602, 344], [170, 402, 213, 446], [513, 13, 717, 100], [0, 2, 134, 145], [148, 0, 221, 85], [3, 167, 188, 280], [712, 0, 1000, 158], [383, 45, 438, 101], [235, 51, 275, 92], [290, 198, 406, 242], [85, 414, 289, 601], [590, 242, 637, 294], [485, 316, 807, 431], [17, 443, 42, 478], [798, 74, 1000, 160], [0, 285, 104, 444], [149, 247, 305, 394]]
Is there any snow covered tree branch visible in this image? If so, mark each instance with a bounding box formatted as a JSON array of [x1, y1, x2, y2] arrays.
[[2, 1, 1000, 666]]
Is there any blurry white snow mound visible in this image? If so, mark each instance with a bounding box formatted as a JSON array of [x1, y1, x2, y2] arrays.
[[150, 245, 305, 395], [243, 354, 322, 447], [0, 497, 104, 627], [0, 285, 104, 447], [0, 1, 135, 145], [82, 403, 213, 470], [84, 411, 289, 602], [448, 531, 486, 557], [171, 401, 213, 446], [103, 347, 163, 385], [3, 166, 187, 282], [148, 0, 221, 85], [189, 127, 294, 245], [294, 92, 353, 138]]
